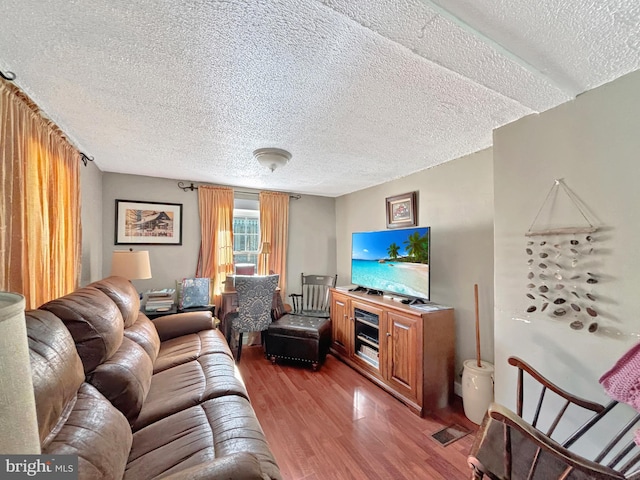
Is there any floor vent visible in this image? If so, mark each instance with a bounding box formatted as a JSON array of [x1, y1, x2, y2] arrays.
[[430, 424, 470, 447]]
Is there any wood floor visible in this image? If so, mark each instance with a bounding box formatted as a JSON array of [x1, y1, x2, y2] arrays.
[[237, 346, 478, 480]]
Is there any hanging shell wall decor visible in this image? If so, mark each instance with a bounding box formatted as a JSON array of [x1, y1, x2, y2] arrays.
[[524, 233, 601, 332], [523, 179, 601, 333]]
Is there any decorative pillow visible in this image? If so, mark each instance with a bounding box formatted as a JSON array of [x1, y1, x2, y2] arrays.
[[180, 277, 210, 309]]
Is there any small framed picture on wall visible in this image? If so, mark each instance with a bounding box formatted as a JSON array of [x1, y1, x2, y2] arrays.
[[386, 191, 418, 229]]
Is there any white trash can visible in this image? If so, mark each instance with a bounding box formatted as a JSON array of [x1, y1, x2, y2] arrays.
[[462, 360, 494, 425]]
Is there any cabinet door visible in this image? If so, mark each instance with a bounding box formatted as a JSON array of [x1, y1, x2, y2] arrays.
[[385, 311, 420, 403], [330, 292, 350, 356]]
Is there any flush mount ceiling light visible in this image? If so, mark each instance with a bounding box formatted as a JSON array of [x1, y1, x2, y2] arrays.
[[253, 148, 291, 172]]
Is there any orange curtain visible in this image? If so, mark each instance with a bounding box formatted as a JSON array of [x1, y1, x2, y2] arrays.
[[258, 191, 289, 298], [196, 185, 234, 312], [0, 78, 81, 308]]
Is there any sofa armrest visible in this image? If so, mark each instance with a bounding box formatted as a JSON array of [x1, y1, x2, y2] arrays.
[[152, 311, 214, 341], [159, 452, 265, 480]]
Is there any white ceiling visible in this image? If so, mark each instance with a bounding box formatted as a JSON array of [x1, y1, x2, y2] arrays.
[[1, 1, 639, 197]]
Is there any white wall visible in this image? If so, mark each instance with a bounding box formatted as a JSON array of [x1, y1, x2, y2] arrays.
[[493, 70, 640, 448], [336, 149, 495, 379], [79, 160, 103, 285], [101, 173, 336, 295]]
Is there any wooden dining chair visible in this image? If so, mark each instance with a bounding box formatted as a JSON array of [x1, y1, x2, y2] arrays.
[[468, 356, 640, 479]]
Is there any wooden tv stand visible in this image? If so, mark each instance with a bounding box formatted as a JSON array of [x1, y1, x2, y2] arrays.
[[329, 288, 455, 416]]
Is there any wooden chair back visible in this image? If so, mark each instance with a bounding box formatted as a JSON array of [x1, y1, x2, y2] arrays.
[[290, 273, 337, 318], [509, 356, 605, 441], [468, 356, 640, 479]]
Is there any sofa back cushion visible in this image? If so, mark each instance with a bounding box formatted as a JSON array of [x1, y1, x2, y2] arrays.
[[89, 276, 140, 328], [124, 314, 161, 364], [40, 287, 124, 374], [87, 337, 153, 424], [26, 310, 85, 447], [91, 276, 162, 364]]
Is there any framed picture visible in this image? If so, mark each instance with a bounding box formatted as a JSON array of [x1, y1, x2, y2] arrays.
[[115, 199, 183, 245], [386, 191, 418, 229]]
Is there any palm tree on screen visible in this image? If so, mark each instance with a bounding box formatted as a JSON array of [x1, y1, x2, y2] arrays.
[[404, 232, 429, 264], [387, 243, 400, 260]]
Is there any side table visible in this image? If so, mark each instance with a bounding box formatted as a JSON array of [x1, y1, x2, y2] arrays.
[[142, 304, 216, 321], [143, 304, 177, 320]]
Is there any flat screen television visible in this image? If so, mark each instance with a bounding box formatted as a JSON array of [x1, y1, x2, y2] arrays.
[[351, 227, 430, 303]]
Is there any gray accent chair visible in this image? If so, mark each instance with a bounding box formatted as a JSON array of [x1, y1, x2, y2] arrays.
[[224, 274, 279, 362]]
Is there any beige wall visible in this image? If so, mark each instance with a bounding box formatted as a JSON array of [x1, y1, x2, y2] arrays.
[[79, 160, 104, 285], [493, 70, 640, 451], [100, 172, 336, 296], [336, 149, 495, 380], [287, 194, 337, 294]]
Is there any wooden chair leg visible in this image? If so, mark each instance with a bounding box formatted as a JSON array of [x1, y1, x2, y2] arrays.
[[236, 332, 243, 363], [470, 466, 483, 480]]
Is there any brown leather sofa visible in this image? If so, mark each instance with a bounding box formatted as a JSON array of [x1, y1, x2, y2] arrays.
[[26, 276, 282, 480]]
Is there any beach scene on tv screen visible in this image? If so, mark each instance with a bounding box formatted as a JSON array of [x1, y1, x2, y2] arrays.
[[351, 227, 429, 299]]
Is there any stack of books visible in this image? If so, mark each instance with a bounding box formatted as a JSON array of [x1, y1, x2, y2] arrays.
[[144, 289, 175, 312]]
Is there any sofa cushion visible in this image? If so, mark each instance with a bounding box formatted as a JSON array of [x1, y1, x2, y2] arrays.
[[26, 310, 85, 446], [89, 276, 141, 328], [87, 337, 154, 424], [132, 353, 249, 430], [202, 396, 281, 480], [158, 452, 265, 480], [45, 383, 132, 480], [40, 286, 124, 374], [124, 314, 161, 364], [154, 329, 233, 373], [126, 396, 281, 480]]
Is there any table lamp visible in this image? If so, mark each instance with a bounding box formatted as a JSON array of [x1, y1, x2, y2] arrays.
[[260, 241, 271, 276], [111, 249, 152, 280]]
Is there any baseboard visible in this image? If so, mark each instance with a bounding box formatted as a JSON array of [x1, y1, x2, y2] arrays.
[[454, 380, 462, 398]]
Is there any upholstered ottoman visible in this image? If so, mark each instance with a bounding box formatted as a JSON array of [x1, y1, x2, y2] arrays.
[[265, 315, 331, 370]]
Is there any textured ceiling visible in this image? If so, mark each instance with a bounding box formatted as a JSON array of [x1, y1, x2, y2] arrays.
[[0, 0, 638, 196]]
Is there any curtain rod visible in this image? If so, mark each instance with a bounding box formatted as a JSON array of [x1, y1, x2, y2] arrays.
[[0, 69, 16, 81], [79, 152, 94, 167], [177, 181, 301, 200]]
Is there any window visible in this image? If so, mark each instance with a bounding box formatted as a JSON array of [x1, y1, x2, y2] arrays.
[[233, 201, 260, 269]]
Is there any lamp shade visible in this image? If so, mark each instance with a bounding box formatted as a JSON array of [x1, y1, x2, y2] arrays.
[[260, 242, 271, 254], [111, 250, 152, 280], [0, 292, 40, 453]]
